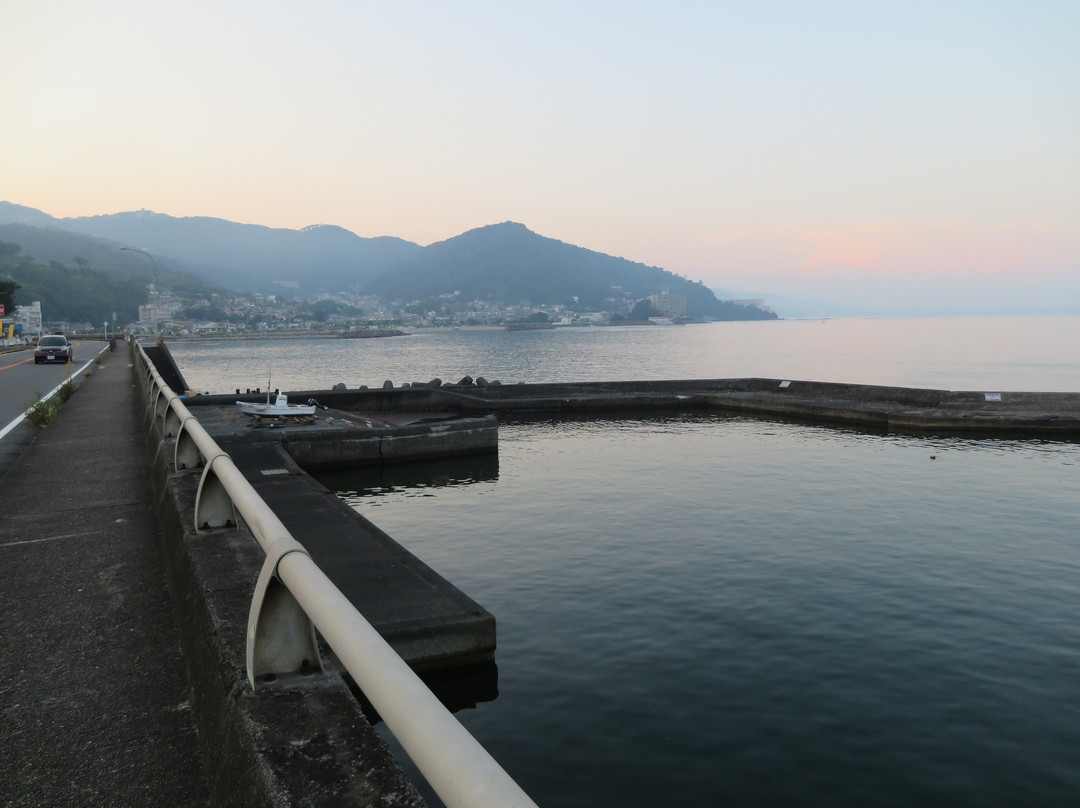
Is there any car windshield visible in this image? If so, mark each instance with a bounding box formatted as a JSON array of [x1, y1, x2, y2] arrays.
[[39, 336, 66, 347]]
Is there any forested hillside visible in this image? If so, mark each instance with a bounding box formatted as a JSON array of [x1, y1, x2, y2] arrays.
[[0, 235, 226, 326], [364, 222, 776, 320]]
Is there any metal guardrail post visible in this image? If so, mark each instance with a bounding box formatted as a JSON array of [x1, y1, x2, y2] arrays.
[[247, 537, 326, 689], [173, 417, 203, 470], [163, 405, 184, 439], [195, 454, 237, 530], [153, 387, 169, 421]]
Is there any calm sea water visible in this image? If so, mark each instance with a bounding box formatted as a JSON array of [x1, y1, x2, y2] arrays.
[[169, 316, 1080, 807], [169, 315, 1080, 394]]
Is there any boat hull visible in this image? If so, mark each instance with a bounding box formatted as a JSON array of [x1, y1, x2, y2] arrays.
[[236, 394, 316, 417]]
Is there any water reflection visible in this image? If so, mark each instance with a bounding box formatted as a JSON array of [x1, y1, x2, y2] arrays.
[[340, 659, 500, 724], [313, 452, 500, 504], [168, 316, 1080, 394], [316, 415, 1080, 807]]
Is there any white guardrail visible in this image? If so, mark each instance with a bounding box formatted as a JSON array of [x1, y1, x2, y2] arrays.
[[133, 340, 538, 808]]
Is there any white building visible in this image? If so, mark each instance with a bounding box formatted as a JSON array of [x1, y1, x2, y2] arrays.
[[17, 300, 42, 336]]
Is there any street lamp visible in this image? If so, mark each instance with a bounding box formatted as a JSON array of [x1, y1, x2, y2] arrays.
[[120, 247, 158, 337]]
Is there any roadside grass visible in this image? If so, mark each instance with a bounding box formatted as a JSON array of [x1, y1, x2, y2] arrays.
[[25, 393, 60, 427], [22, 345, 106, 426], [25, 379, 79, 427]]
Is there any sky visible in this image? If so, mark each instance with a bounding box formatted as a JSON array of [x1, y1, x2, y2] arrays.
[[2, 1, 1078, 313]]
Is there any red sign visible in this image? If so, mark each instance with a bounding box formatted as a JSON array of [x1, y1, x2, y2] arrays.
[[0, 304, 4, 315]]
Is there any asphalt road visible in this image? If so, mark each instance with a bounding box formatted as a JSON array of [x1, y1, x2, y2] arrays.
[[0, 342, 103, 432]]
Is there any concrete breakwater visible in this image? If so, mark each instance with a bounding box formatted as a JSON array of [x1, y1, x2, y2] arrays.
[[180, 401, 500, 670], [210, 376, 1080, 436], [149, 341, 503, 672]]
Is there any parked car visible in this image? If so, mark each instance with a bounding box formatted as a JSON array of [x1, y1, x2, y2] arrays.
[[34, 335, 74, 364]]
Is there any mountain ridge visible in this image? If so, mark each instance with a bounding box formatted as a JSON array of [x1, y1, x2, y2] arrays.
[[364, 220, 755, 319], [0, 202, 775, 321]]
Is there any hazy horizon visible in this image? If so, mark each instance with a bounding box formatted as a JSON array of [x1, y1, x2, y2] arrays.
[[3, 2, 1077, 314]]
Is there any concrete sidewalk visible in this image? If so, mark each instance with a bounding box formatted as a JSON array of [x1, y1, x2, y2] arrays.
[[0, 344, 211, 807]]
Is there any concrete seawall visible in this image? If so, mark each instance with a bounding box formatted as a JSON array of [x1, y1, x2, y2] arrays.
[[141, 359, 431, 806], [196, 377, 1080, 437]]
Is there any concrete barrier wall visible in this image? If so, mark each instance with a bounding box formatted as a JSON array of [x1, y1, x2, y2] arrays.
[[138, 371, 427, 807], [283, 417, 498, 469]]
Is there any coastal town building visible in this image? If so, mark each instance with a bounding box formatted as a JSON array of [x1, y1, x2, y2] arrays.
[[648, 291, 687, 318]]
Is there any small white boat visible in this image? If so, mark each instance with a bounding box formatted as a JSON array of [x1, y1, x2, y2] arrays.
[[236, 392, 316, 417]]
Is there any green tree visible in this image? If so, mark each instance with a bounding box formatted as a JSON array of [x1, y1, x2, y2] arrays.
[[1, 241, 25, 314], [305, 299, 363, 322], [310, 300, 334, 322], [1, 240, 146, 326], [630, 299, 660, 320], [0, 275, 19, 314], [180, 305, 228, 321]]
